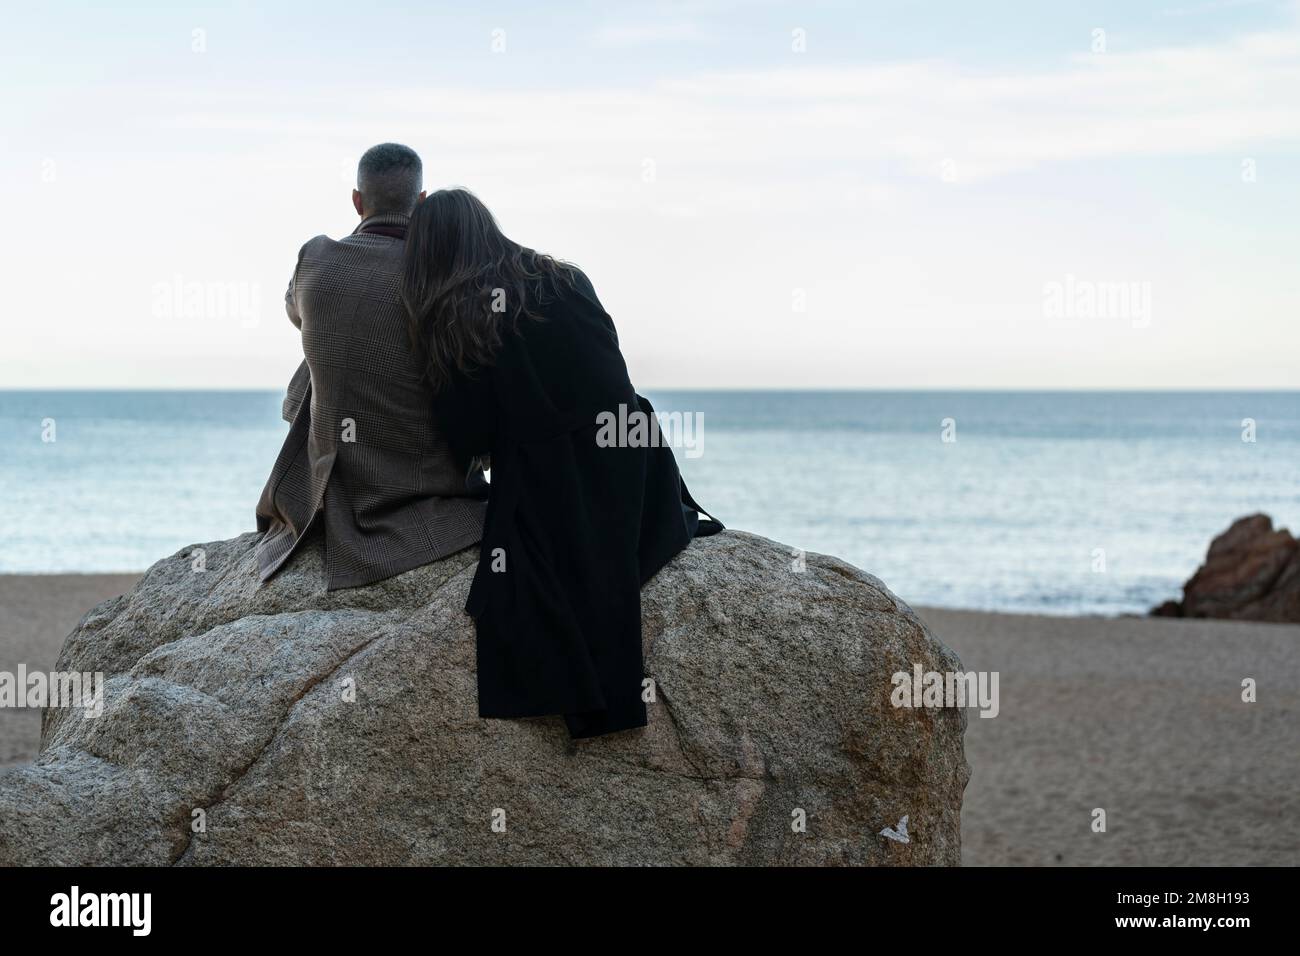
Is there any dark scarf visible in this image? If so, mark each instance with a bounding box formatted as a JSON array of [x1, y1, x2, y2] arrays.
[[358, 221, 407, 239]]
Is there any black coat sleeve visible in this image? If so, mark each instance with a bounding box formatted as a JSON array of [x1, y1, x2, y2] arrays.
[[432, 366, 497, 462]]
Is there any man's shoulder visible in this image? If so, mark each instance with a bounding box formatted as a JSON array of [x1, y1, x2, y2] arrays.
[[296, 233, 336, 259], [296, 230, 403, 272]]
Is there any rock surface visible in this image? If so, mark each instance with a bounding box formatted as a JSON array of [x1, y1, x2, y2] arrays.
[[0, 530, 969, 866], [1152, 514, 1300, 622]]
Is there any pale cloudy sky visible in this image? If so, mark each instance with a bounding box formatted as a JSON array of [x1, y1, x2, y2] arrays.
[[2, 0, 1298, 389]]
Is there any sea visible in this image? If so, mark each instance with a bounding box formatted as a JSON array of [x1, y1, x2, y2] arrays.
[[1, 390, 1297, 616]]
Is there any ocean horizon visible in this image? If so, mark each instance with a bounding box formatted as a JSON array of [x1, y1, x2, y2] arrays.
[[3, 388, 1297, 617]]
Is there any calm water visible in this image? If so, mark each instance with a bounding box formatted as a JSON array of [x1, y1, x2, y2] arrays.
[[2, 390, 1297, 615]]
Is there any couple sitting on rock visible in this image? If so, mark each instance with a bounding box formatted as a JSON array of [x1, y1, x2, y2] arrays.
[[254, 143, 721, 740]]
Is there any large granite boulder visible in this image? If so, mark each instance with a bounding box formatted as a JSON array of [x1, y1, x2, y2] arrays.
[[1152, 514, 1300, 622], [0, 530, 969, 866]]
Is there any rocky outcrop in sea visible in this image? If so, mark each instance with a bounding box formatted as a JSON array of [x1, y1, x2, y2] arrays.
[[1152, 514, 1300, 622]]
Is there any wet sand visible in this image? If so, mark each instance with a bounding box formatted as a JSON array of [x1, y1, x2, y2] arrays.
[[0, 573, 140, 765], [917, 606, 1299, 866]]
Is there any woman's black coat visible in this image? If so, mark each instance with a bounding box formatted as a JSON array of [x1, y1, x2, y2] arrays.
[[432, 271, 720, 738]]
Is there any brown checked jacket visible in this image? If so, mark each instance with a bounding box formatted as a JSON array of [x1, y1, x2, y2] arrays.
[[255, 213, 487, 589]]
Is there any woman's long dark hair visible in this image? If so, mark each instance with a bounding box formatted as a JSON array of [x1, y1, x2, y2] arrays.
[[401, 188, 578, 390]]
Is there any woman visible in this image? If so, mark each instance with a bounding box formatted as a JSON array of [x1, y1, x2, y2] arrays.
[[401, 188, 721, 739]]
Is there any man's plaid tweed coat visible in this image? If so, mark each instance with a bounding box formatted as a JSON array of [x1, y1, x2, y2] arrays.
[[255, 213, 487, 589]]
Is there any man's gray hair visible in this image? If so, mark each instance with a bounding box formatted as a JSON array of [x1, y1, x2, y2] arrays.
[[357, 143, 423, 216]]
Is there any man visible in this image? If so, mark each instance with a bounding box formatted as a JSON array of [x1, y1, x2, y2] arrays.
[[255, 143, 487, 589]]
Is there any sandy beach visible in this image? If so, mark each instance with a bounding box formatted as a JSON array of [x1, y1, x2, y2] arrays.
[[1, 574, 1296, 866], [920, 606, 1299, 866], [0, 574, 140, 765]]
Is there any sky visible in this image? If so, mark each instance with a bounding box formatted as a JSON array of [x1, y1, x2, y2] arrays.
[[2, 0, 1298, 390]]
